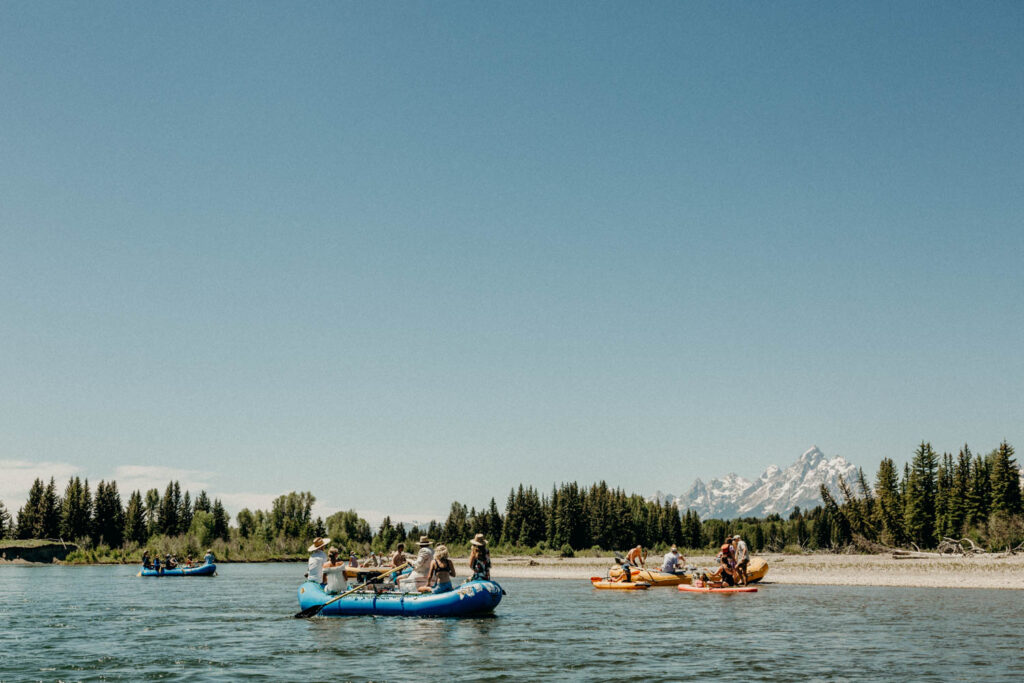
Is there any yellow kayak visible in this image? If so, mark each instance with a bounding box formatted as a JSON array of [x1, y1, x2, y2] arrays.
[[591, 577, 651, 590], [606, 567, 692, 586]]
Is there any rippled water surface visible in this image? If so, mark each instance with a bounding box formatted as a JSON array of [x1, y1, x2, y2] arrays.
[[1, 564, 1022, 681]]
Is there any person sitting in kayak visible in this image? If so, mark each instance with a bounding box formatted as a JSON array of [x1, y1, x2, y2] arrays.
[[661, 545, 684, 574], [469, 534, 491, 580], [142, 551, 152, 570], [424, 544, 456, 593], [626, 545, 647, 569], [306, 536, 330, 584], [322, 546, 347, 594]]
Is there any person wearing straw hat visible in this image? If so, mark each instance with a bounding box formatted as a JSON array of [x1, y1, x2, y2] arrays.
[[399, 535, 433, 592], [469, 533, 491, 581], [306, 537, 330, 585]]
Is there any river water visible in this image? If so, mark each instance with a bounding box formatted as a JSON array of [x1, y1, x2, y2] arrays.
[[1, 563, 1021, 681]]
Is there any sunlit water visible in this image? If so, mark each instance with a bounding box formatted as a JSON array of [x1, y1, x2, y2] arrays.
[[1, 564, 1022, 681]]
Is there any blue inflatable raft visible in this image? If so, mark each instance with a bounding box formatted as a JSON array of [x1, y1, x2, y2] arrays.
[[140, 563, 216, 577], [297, 579, 503, 617]]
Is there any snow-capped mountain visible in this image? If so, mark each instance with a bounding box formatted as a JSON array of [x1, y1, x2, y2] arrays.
[[652, 446, 858, 520]]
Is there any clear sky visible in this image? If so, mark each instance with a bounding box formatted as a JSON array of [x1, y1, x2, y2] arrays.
[[1, 1, 1021, 525]]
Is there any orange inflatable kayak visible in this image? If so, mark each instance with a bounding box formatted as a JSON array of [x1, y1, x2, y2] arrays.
[[678, 583, 757, 594], [591, 577, 651, 590]]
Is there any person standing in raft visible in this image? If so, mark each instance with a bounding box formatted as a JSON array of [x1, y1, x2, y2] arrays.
[[661, 545, 684, 574], [469, 534, 491, 580], [400, 536, 434, 592], [322, 546, 347, 594], [626, 545, 647, 569], [306, 537, 330, 584], [424, 544, 456, 593], [732, 535, 749, 585]]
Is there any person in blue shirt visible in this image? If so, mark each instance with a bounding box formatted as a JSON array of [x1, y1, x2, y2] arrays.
[[203, 549, 215, 565]]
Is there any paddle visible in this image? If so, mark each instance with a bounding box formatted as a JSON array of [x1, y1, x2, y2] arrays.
[[294, 562, 411, 618]]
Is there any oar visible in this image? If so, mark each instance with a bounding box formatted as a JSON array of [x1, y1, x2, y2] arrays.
[[294, 562, 411, 618]]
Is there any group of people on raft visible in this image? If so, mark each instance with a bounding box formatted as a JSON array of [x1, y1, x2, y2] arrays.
[[306, 533, 492, 595], [615, 534, 750, 586], [141, 549, 215, 572]]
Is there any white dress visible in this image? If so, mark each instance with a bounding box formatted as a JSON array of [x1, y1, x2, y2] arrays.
[[322, 565, 347, 594]]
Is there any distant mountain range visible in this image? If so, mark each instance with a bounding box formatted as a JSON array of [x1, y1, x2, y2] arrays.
[[651, 446, 858, 520]]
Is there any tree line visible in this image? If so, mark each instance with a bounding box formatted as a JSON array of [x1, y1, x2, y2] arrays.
[[2, 440, 1020, 558]]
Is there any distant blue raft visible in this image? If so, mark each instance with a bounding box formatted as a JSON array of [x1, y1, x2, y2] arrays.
[[297, 579, 503, 617], [140, 563, 216, 577]]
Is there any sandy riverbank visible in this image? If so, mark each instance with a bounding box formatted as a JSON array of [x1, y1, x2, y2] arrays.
[[490, 553, 1024, 589]]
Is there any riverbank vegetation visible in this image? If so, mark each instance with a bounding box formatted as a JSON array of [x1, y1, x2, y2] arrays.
[[1, 441, 1020, 563]]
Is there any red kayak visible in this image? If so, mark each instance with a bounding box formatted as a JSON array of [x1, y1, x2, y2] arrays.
[[678, 584, 757, 594]]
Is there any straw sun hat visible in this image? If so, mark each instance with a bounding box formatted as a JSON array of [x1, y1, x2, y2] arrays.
[[417, 535, 432, 546], [307, 537, 331, 552], [470, 533, 487, 547]]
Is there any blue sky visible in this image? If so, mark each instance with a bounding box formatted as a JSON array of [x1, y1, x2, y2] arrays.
[[1, 2, 1021, 524]]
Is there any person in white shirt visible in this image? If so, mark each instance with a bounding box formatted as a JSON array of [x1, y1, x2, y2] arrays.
[[732, 535, 749, 585], [661, 545, 685, 574], [322, 547, 348, 594], [398, 536, 434, 592], [306, 536, 330, 584]]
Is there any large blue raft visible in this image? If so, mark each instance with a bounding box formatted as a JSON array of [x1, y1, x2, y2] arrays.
[[297, 579, 503, 617], [140, 563, 216, 577]]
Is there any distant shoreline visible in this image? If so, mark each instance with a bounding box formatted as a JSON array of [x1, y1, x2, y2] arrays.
[[5, 551, 1023, 589]]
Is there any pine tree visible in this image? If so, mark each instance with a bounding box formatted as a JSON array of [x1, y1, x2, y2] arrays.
[[41, 477, 61, 539], [144, 488, 161, 537], [16, 478, 46, 539], [486, 498, 503, 543], [61, 477, 93, 540], [0, 500, 11, 539], [93, 480, 124, 547], [934, 452, 955, 539], [158, 482, 179, 536], [124, 490, 147, 546], [180, 491, 193, 535], [949, 446, 972, 534], [989, 441, 1022, 516], [874, 458, 906, 546], [966, 454, 990, 527], [194, 490, 212, 513], [211, 499, 230, 541], [904, 442, 938, 548]]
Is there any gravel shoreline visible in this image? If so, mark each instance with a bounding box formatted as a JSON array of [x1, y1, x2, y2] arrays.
[[489, 553, 1024, 589]]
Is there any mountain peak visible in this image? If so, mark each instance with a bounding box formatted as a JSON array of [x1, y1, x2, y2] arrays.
[[654, 446, 856, 520]]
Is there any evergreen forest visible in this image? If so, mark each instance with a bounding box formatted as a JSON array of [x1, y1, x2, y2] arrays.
[[1, 441, 1021, 563]]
